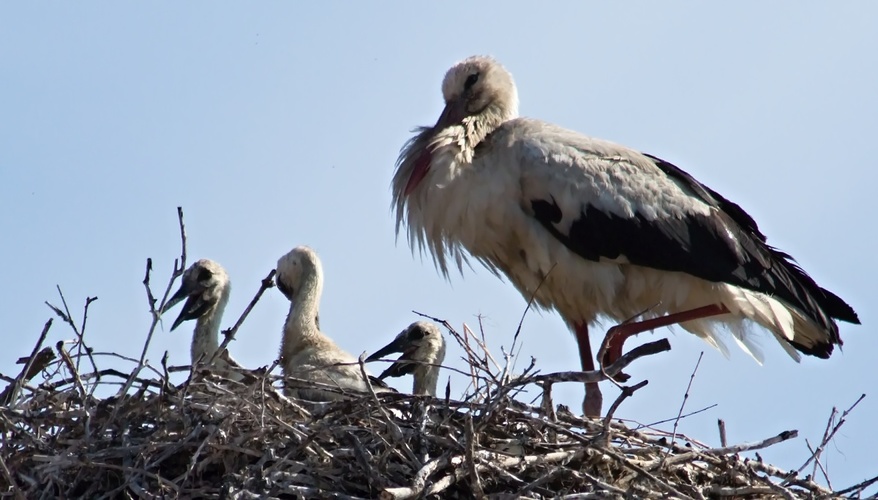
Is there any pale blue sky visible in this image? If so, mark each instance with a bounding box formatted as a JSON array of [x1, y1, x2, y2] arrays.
[[2, 2, 875, 491]]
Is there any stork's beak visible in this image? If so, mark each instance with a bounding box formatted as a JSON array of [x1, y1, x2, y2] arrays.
[[162, 282, 209, 331], [403, 97, 469, 197], [366, 335, 410, 362], [433, 97, 467, 131]]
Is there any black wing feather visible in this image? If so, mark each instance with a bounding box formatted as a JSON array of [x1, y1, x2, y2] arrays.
[[530, 153, 858, 358]]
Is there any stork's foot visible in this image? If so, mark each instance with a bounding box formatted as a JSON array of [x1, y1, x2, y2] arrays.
[[600, 324, 631, 382], [583, 382, 603, 418]]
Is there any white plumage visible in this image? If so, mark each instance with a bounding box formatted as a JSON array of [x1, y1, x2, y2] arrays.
[[163, 259, 246, 382], [366, 321, 447, 396], [275, 246, 391, 401], [392, 55, 859, 417]]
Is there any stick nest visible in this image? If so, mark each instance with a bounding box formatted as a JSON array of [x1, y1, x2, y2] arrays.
[[1, 209, 871, 499], [1, 350, 863, 499]]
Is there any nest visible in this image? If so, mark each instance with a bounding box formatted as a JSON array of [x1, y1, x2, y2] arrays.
[[1, 209, 873, 499]]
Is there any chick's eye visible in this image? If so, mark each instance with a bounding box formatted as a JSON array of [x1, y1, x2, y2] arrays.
[[197, 269, 213, 282], [277, 281, 292, 297], [464, 73, 479, 90]]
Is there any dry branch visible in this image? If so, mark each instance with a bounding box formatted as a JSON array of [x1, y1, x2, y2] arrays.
[[0, 211, 871, 499]]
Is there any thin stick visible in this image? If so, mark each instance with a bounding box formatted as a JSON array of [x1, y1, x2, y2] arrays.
[[717, 419, 727, 448], [509, 263, 557, 364], [205, 269, 276, 367], [77, 296, 99, 376], [603, 380, 649, 429], [101, 208, 187, 435], [0, 318, 53, 405], [0, 452, 25, 500], [56, 341, 92, 445], [507, 339, 671, 388], [793, 393, 865, 479], [833, 473, 878, 497], [465, 414, 484, 499], [669, 352, 703, 450]]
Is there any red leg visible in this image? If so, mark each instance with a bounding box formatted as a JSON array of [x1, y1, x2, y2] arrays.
[[574, 322, 603, 418], [601, 304, 731, 368]]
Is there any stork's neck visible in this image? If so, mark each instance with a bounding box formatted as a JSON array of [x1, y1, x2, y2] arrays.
[[191, 286, 230, 366], [413, 365, 439, 396], [412, 343, 446, 396], [280, 269, 323, 362], [431, 111, 505, 166]]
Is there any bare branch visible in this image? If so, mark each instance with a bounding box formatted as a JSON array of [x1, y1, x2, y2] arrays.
[[205, 269, 276, 367], [0, 318, 53, 405]]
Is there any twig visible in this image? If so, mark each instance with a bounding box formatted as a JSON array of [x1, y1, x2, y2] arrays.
[[56, 341, 93, 443], [794, 393, 865, 480], [832, 473, 878, 497], [46, 291, 100, 387], [658, 430, 800, 468], [0, 453, 24, 500], [0, 318, 53, 405], [48, 285, 78, 335], [101, 208, 187, 435], [465, 414, 484, 499], [508, 262, 556, 369], [380, 455, 449, 500], [76, 296, 100, 377], [708, 486, 781, 496], [603, 380, 649, 430], [508, 339, 671, 388], [205, 269, 276, 367], [709, 422, 726, 459], [356, 353, 417, 466], [669, 352, 703, 451], [804, 439, 832, 489], [539, 381, 556, 421]]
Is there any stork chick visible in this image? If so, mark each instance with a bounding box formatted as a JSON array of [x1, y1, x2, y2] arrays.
[[367, 321, 446, 396], [276, 246, 390, 401], [163, 259, 245, 381]]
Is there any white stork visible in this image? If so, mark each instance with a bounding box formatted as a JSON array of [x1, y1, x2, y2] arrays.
[[366, 321, 447, 396], [163, 259, 246, 381], [275, 246, 392, 401], [391, 55, 860, 417]]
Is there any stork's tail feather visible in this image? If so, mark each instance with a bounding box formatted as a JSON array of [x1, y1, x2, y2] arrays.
[[714, 284, 838, 361], [819, 287, 860, 325]]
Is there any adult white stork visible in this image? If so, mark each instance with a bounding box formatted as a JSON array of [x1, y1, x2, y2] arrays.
[[163, 259, 246, 382], [391, 55, 860, 417], [366, 321, 447, 396], [275, 246, 392, 401]]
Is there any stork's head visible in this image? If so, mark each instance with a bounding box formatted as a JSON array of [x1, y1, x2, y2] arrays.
[[395, 55, 520, 198], [163, 259, 230, 331], [275, 245, 323, 302], [366, 321, 446, 379], [437, 55, 519, 131]]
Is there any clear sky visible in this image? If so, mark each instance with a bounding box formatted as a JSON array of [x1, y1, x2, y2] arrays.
[[2, 2, 875, 491]]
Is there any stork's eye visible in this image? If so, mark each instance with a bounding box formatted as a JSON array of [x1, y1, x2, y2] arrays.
[[409, 328, 426, 340], [464, 73, 479, 90], [197, 269, 213, 282]]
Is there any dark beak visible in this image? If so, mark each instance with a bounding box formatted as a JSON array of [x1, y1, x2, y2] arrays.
[[433, 97, 467, 130], [162, 283, 209, 331], [366, 335, 409, 362], [367, 334, 419, 380], [403, 97, 468, 197], [163, 283, 191, 314]]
